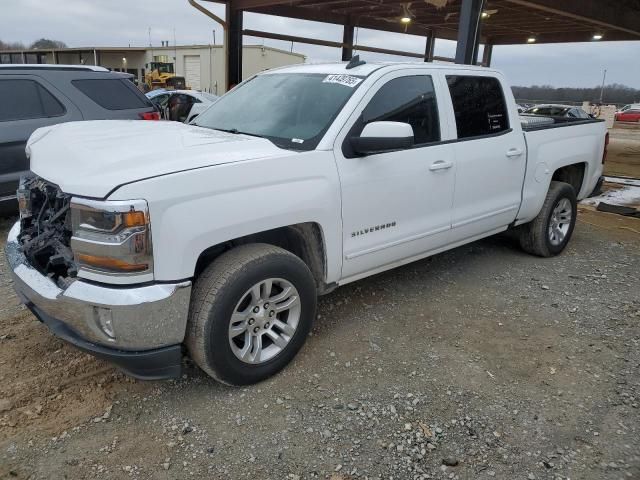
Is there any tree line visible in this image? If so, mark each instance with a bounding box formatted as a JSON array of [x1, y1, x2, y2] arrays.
[[512, 84, 640, 106], [0, 39, 67, 50]]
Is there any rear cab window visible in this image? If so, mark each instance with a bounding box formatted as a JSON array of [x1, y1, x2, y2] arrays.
[[446, 75, 510, 139], [72, 78, 151, 110], [0, 78, 66, 122]]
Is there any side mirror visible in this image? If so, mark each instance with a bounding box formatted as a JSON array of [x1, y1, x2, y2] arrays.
[[350, 121, 414, 155]]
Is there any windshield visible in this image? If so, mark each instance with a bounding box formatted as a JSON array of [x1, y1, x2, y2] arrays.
[[194, 72, 363, 150], [151, 63, 174, 74]]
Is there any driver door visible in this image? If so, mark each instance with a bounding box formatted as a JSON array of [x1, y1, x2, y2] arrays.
[[334, 72, 456, 280]]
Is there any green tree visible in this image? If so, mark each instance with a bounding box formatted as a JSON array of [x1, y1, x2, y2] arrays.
[[30, 38, 67, 49]]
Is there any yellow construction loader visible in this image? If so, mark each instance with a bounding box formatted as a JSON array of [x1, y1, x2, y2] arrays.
[[144, 62, 186, 91]]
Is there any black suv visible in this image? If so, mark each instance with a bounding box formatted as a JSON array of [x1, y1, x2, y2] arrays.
[[0, 65, 158, 213]]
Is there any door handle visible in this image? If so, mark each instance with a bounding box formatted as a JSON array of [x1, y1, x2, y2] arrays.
[[429, 160, 453, 171], [506, 148, 524, 158]]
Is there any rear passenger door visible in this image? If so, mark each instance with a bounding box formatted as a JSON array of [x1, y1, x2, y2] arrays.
[[443, 74, 526, 240], [0, 76, 80, 204]]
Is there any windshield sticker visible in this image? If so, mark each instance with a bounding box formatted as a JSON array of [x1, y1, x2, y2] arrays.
[[323, 74, 363, 88], [292, 138, 305, 144]]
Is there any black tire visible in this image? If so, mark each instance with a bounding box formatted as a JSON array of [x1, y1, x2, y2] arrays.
[[185, 243, 317, 386], [518, 181, 577, 257]]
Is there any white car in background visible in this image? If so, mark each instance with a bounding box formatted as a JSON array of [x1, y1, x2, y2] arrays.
[[146, 89, 218, 122], [523, 104, 592, 119], [185, 100, 217, 124]]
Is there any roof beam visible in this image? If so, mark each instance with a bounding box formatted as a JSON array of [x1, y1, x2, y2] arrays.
[[247, 4, 462, 41], [489, 29, 638, 45], [231, 0, 289, 9], [242, 28, 430, 59], [243, 29, 343, 49], [503, 0, 640, 37]]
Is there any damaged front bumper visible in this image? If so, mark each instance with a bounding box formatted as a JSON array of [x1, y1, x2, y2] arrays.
[[5, 222, 192, 380]]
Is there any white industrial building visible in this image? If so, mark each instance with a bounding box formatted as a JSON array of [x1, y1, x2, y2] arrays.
[[0, 44, 306, 94]]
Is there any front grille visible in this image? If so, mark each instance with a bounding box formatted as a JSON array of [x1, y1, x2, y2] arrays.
[[18, 175, 77, 282]]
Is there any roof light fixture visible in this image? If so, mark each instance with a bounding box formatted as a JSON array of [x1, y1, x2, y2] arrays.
[[481, 9, 497, 19], [592, 33, 603, 40], [527, 36, 536, 43], [401, 3, 412, 23]]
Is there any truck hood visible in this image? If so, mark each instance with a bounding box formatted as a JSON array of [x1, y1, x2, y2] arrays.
[[27, 120, 291, 198]]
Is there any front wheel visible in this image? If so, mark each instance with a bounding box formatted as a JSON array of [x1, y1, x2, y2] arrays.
[[185, 244, 317, 385], [518, 181, 577, 257]]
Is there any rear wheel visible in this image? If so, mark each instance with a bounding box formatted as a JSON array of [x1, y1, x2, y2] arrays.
[[518, 181, 577, 257], [185, 244, 317, 385]]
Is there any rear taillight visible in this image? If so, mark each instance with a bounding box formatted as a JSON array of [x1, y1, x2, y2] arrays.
[[139, 111, 160, 120], [602, 131, 609, 164]]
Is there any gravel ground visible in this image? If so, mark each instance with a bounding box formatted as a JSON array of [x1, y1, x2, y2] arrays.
[[0, 209, 638, 480]]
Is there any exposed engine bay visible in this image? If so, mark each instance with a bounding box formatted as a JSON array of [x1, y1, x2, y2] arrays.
[[17, 176, 77, 283]]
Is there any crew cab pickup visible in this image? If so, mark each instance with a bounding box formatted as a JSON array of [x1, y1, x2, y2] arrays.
[[6, 61, 607, 385]]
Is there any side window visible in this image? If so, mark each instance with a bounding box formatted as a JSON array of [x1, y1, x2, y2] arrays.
[[361, 75, 441, 145], [0, 79, 65, 122], [150, 93, 169, 107], [446, 75, 509, 139], [72, 79, 151, 110]]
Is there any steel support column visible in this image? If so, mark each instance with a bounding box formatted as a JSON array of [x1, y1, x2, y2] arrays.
[[455, 0, 484, 64], [424, 34, 435, 62], [342, 23, 354, 61], [226, 4, 243, 89], [482, 43, 493, 67]]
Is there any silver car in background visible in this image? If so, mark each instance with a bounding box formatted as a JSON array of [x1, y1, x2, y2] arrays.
[[0, 64, 158, 213]]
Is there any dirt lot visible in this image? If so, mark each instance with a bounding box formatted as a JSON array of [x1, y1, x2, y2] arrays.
[[607, 124, 640, 179], [0, 207, 639, 480]]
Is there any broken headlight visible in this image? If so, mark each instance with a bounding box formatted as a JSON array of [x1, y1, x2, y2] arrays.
[[70, 198, 153, 279]]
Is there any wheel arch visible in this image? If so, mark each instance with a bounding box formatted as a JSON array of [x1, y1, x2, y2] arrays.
[[551, 162, 587, 197], [193, 222, 332, 295]]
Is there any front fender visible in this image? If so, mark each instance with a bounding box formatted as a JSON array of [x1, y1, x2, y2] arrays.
[[109, 151, 343, 283]]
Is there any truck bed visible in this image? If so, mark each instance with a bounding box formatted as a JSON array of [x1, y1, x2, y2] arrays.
[[516, 117, 607, 224], [520, 114, 605, 131]]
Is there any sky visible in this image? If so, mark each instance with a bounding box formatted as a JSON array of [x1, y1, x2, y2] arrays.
[[2, 0, 640, 89]]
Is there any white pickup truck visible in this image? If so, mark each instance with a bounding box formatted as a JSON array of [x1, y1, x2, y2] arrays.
[[6, 60, 607, 385]]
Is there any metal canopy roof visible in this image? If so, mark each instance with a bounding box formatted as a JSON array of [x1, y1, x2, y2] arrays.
[[215, 0, 640, 44]]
